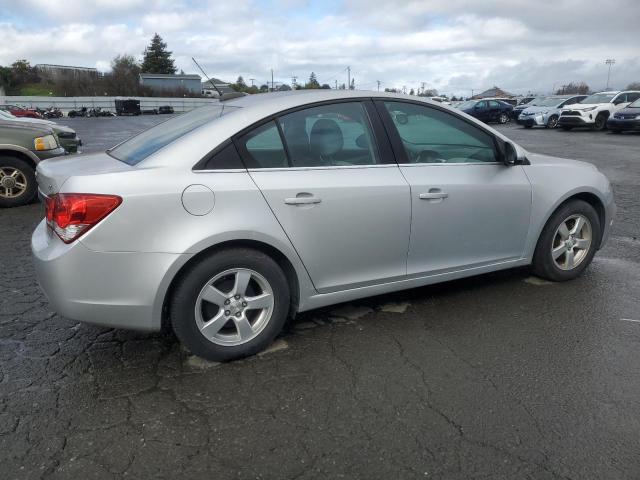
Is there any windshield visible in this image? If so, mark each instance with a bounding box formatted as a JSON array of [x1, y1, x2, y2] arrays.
[[536, 97, 565, 107], [109, 105, 240, 165], [628, 98, 640, 108], [458, 101, 477, 109], [581, 93, 616, 104], [0, 110, 17, 119]]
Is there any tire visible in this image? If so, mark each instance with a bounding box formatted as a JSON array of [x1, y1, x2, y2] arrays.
[[0, 156, 37, 208], [546, 115, 559, 129], [532, 200, 601, 282], [498, 112, 509, 124], [593, 113, 607, 131], [561, 126, 573, 131], [171, 248, 290, 361]]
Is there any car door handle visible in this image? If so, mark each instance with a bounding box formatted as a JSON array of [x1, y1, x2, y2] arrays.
[[284, 196, 322, 205], [419, 192, 448, 200]]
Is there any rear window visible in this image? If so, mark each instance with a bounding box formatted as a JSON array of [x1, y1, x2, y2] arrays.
[[108, 105, 239, 165]]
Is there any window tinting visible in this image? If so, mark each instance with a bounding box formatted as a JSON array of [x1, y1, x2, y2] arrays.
[[199, 141, 244, 170], [383, 101, 498, 164], [278, 102, 379, 167], [109, 105, 239, 165], [239, 121, 288, 168]]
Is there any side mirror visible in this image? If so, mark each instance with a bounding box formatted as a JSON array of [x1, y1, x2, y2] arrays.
[[503, 141, 518, 165]]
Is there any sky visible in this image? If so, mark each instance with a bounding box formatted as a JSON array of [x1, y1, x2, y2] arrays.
[[1, 0, 640, 97]]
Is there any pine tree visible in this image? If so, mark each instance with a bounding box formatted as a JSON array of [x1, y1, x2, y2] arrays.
[[306, 72, 320, 89], [141, 33, 177, 74]]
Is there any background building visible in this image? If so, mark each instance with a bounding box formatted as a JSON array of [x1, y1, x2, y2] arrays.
[[139, 73, 201, 94], [471, 86, 515, 99], [35, 64, 99, 82], [201, 78, 235, 97]]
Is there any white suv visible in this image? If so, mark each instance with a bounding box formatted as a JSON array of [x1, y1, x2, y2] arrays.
[[558, 90, 640, 130]]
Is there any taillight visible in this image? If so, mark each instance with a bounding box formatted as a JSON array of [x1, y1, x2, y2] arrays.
[[45, 193, 122, 243]]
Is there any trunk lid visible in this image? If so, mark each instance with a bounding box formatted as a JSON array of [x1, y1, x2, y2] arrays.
[[36, 152, 132, 196]]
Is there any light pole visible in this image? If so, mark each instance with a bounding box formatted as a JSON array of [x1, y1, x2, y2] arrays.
[[605, 59, 615, 89]]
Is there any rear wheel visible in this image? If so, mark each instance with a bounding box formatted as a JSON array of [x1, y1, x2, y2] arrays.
[[532, 200, 600, 281], [546, 115, 559, 129], [498, 112, 509, 124], [0, 156, 36, 208], [171, 248, 290, 361]]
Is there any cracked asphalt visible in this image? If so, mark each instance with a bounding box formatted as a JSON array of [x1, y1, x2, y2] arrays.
[[1, 116, 639, 479]]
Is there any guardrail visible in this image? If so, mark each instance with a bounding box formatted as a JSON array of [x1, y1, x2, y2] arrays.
[[0, 96, 220, 113]]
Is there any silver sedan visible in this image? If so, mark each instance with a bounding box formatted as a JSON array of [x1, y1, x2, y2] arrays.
[[32, 90, 616, 360]]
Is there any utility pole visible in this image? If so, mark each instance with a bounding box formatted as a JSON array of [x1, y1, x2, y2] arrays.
[[421, 82, 426, 94], [335, 80, 338, 90], [402, 85, 407, 94], [291, 75, 297, 89], [249, 78, 255, 87], [605, 59, 616, 89], [270, 69, 274, 91], [377, 80, 381, 92], [347, 66, 351, 90]]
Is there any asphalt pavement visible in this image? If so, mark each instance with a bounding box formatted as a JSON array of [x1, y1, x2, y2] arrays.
[[1, 116, 639, 479]]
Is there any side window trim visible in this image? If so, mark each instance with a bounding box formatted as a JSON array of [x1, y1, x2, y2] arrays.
[[193, 139, 246, 171], [373, 99, 502, 166]]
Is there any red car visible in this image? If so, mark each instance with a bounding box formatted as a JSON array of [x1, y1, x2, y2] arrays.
[[0, 104, 42, 119]]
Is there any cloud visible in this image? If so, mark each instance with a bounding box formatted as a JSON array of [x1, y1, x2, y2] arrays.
[[1, 0, 639, 96]]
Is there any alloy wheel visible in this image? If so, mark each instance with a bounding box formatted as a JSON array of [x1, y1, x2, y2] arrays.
[[547, 116, 558, 128], [194, 268, 274, 346], [551, 214, 592, 271], [499, 113, 508, 124], [0, 167, 28, 199]]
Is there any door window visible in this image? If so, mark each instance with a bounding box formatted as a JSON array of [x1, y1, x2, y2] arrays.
[[238, 121, 288, 168], [626, 92, 640, 103], [382, 101, 498, 164], [488, 100, 501, 108], [278, 102, 380, 167]]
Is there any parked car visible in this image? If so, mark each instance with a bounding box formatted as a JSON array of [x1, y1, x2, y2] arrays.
[[458, 99, 513, 123], [511, 96, 544, 120], [606, 97, 640, 133], [0, 110, 82, 153], [517, 95, 587, 129], [558, 90, 640, 130], [159, 105, 175, 114], [0, 121, 66, 207], [0, 104, 42, 119], [517, 96, 537, 106], [141, 108, 159, 115], [33, 91, 615, 361]]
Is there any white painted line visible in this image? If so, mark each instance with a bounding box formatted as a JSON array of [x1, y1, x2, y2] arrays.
[[620, 318, 640, 323]]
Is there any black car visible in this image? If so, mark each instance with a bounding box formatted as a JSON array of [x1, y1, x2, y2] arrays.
[[607, 98, 640, 133], [158, 105, 174, 114], [458, 99, 512, 124]]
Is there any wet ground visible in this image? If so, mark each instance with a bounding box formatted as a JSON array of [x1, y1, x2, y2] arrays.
[[1, 116, 639, 479]]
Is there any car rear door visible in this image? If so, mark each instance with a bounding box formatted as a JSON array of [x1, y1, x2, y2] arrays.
[[236, 100, 411, 293], [375, 100, 531, 276]]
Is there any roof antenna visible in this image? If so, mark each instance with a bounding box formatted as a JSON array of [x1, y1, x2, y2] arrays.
[[192, 57, 223, 97], [192, 57, 247, 101]]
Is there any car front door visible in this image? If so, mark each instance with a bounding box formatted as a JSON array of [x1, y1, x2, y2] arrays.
[[473, 101, 488, 121], [376, 100, 532, 276], [237, 101, 411, 293]]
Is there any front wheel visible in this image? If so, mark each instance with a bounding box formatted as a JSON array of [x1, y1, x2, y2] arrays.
[[593, 113, 607, 131], [546, 115, 559, 129], [171, 248, 290, 361], [532, 200, 601, 282], [0, 156, 36, 208]]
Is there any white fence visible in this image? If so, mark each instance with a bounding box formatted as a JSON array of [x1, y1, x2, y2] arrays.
[[0, 96, 220, 114]]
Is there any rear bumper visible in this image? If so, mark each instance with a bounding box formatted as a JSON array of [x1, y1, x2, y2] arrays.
[[606, 119, 640, 131], [31, 220, 187, 331]]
